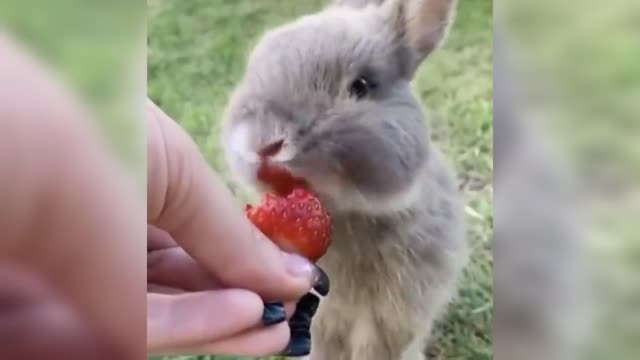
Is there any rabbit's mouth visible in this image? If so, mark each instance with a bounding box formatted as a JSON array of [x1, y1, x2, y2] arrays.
[[255, 161, 310, 197], [252, 161, 343, 214], [251, 159, 415, 217], [224, 122, 344, 209]]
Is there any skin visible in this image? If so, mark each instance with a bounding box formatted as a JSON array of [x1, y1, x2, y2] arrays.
[[147, 101, 315, 356], [0, 33, 316, 358], [0, 32, 145, 359], [223, 1, 466, 359]]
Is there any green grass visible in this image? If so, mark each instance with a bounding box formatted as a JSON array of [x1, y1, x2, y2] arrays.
[[147, 0, 493, 359]]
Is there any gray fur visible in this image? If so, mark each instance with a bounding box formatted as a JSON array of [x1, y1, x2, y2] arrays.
[[222, 1, 466, 359]]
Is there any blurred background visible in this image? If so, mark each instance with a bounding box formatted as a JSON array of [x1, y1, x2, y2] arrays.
[[148, 0, 493, 359], [495, 0, 640, 359], [0, 0, 145, 179]]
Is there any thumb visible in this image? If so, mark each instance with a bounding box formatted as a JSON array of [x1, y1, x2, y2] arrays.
[[146, 100, 327, 300]]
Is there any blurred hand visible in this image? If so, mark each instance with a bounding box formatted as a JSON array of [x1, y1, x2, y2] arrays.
[[146, 100, 325, 355], [0, 34, 145, 358], [0, 266, 128, 359]]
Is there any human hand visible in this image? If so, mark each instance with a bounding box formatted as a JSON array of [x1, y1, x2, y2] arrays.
[[146, 100, 327, 356], [0, 31, 325, 358], [0, 34, 145, 359]]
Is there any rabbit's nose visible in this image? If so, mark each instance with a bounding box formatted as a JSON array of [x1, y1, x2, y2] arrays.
[[258, 139, 284, 158]]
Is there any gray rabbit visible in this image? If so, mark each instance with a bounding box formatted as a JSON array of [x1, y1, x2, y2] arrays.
[[222, 0, 467, 359]]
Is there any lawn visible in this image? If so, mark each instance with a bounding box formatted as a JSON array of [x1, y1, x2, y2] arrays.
[[147, 0, 493, 359]]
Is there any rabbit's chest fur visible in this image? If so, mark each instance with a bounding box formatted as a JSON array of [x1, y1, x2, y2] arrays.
[[311, 160, 466, 359]]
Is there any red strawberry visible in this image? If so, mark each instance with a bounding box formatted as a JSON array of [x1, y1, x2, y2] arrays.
[[257, 162, 308, 197], [246, 188, 332, 262]]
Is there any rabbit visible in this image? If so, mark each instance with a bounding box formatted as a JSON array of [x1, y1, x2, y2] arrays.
[[221, 0, 467, 359]]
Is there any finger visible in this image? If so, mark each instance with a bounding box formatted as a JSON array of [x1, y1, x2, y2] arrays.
[[148, 246, 220, 291], [284, 301, 296, 320], [150, 298, 294, 356], [148, 224, 178, 251], [0, 264, 49, 304], [164, 322, 290, 357], [0, 34, 144, 358], [0, 266, 126, 360], [147, 289, 268, 352], [147, 99, 321, 301]]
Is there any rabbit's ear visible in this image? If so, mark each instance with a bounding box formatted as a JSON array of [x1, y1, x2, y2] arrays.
[[384, 0, 457, 77]]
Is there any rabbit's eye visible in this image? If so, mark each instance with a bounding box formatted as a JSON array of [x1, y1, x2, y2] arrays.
[[349, 77, 371, 99]]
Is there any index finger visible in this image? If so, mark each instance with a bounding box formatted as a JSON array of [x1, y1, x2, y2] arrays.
[[146, 100, 320, 301]]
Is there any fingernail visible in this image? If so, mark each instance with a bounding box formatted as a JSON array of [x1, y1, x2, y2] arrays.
[[288, 296, 316, 330], [312, 266, 330, 296], [284, 316, 311, 356], [286, 253, 330, 295], [282, 333, 311, 357], [297, 293, 320, 319], [261, 302, 286, 326], [281, 293, 320, 356]]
